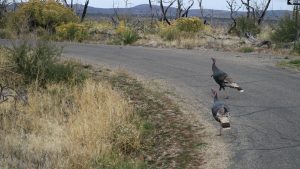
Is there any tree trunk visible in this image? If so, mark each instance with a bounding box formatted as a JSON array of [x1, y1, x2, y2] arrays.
[[181, 0, 194, 17], [176, 0, 183, 19], [81, 0, 89, 22], [197, 0, 204, 18], [160, 0, 176, 25], [246, 0, 250, 18], [257, 0, 271, 25]]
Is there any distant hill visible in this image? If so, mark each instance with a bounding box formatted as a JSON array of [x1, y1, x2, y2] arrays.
[[71, 4, 291, 20], [7, 3, 291, 20]]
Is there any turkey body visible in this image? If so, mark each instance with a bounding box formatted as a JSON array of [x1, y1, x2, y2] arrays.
[[211, 58, 244, 98]]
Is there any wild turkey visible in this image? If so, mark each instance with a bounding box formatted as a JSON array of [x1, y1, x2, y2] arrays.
[[211, 88, 230, 136], [211, 58, 244, 99]]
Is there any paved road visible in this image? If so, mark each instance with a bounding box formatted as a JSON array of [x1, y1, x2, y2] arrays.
[[2, 40, 300, 169], [62, 43, 300, 169]]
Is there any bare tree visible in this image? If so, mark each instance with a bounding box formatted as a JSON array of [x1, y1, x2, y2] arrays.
[[257, 0, 271, 25], [227, 0, 241, 34], [160, 0, 176, 25], [196, 0, 204, 18], [176, 0, 183, 18], [241, 0, 271, 25], [241, 0, 255, 20], [181, 0, 194, 17], [81, 0, 89, 22], [148, 0, 156, 25], [176, 0, 194, 18]]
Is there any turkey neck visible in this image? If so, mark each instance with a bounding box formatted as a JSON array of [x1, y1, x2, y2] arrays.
[[214, 94, 219, 102], [212, 62, 219, 74]]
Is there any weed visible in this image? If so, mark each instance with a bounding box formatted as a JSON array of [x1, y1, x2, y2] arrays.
[[10, 40, 87, 87], [159, 24, 179, 41], [239, 47, 254, 53], [114, 21, 139, 45], [289, 59, 300, 65], [293, 41, 300, 54]]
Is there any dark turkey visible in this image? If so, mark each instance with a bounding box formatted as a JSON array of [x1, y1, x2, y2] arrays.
[[211, 58, 244, 99], [211, 88, 230, 135]]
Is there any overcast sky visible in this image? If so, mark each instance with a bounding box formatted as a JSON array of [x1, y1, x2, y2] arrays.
[[75, 0, 293, 10]]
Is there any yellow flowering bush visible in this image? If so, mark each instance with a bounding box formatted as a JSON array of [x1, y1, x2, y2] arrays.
[[56, 23, 88, 42], [11, 0, 78, 32], [175, 17, 204, 32]]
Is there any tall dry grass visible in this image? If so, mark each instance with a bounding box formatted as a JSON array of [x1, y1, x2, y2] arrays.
[[0, 80, 140, 169]]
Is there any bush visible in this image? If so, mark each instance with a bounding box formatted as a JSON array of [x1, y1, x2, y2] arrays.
[[11, 40, 86, 87], [56, 22, 88, 42], [114, 21, 139, 45], [293, 41, 300, 54], [175, 17, 204, 32], [236, 17, 260, 36], [239, 46, 254, 53], [289, 59, 300, 65], [0, 29, 14, 39], [271, 16, 299, 43], [159, 24, 179, 41], [12, 0, 78, 32]]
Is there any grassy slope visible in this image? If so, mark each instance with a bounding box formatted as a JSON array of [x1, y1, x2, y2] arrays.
[[0, 45, 206, 168]]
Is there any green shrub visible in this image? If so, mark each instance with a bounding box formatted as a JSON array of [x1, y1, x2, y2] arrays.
[[11, 0, 78, 32], [56, 22, 88, 42], [289, 59, 300, 65], [11, 40, 86, 87], [119, 29, 139, 45], [175, 17, 204, 32], [114, 21, 139, 45], [94, 152, 146, 169], [0, 29, 14, 39], [236, 17, 260, 36], [293, 41, 300, 54], [271, 16, 299, 43]]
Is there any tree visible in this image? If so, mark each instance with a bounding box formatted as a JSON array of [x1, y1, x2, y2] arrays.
[[159, 0, 176, 25], [80, 0, 89, 22], [176, 0, 194, 18], [256, 0, 271, 25], [196, 0, 204, 18], [241, 0, 271, 25], [227, 0, 241, 34], [148, 0, 156, 25]]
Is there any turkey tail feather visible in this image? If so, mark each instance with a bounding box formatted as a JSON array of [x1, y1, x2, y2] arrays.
[[226, 82, 244, 92]]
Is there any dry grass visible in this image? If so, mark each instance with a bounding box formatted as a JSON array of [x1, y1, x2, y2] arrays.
[[0, 80, 140, 169]]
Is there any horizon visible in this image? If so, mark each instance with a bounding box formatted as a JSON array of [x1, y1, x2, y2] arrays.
[[76, 0, 293, 11]]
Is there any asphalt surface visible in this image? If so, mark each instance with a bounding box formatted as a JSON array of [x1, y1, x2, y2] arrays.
[[2, 40, 300, 169]]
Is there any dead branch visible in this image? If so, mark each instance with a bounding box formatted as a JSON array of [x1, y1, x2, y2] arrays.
[[241, 0, 256, 21], [227, 0, 241, 34], [0, 84, 28, 107]]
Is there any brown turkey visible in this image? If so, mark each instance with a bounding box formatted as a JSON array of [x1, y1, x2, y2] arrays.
[[211, 58, 244, 99]]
